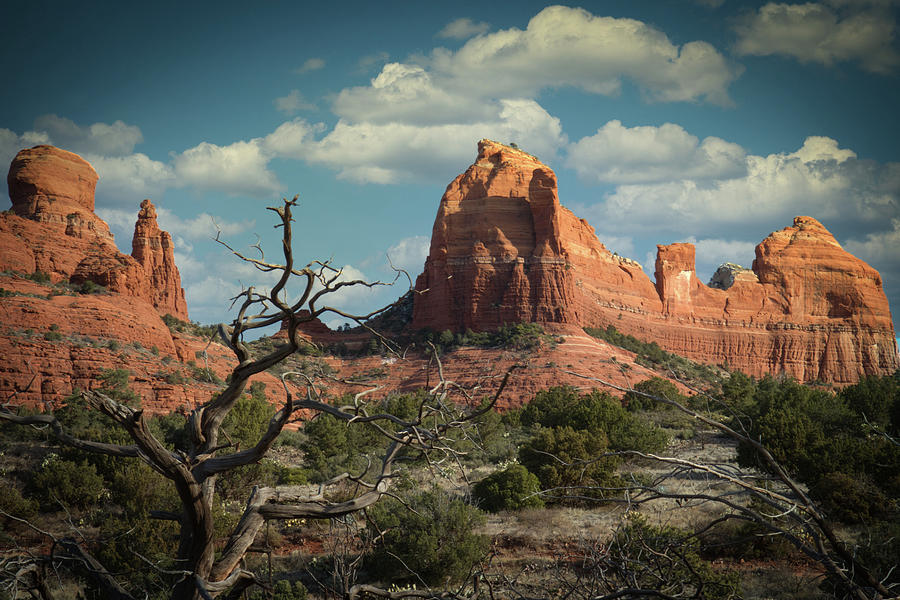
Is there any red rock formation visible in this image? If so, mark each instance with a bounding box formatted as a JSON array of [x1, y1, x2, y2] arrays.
[[7, 145, 111, 240], [132, 199, 189, 320], [2, 145, 187, 318], [413, 140, 899, 384], [0, 146, 201, 409]]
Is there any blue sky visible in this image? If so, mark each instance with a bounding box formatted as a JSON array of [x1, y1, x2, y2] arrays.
[[2, 0, 899, 337]]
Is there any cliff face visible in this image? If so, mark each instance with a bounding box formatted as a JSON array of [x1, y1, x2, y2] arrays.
[[131, 198, 189, 319], [413, 140, 899, 383], [0, 145, 202, 409], [2, 145, 188, 319]]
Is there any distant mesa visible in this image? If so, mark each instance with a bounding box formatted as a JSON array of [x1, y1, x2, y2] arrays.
[[412, 139, 898, 383]]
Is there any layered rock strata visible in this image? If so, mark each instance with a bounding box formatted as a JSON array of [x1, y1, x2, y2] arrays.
[[0, 145, 198, 408], [413, 140, 898, 383], [2, 145, 188, 319]]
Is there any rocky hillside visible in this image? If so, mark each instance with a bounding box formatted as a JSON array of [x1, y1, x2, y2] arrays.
[[412, 139, 898, 383], [0, 146, 283, 410]]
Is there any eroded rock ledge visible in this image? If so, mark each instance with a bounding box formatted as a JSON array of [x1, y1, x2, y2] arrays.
[[412, 140, 898, 383]]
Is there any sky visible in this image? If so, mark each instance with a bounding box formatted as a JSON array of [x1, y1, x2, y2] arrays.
[[1, 0, 899, 337]]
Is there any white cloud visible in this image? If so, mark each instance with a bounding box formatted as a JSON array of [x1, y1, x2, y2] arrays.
[[844, 219, 900, 324], [0, 128, 50, 174], [844, 218, 900, 265], [429, 5, 740, 105], [580, 135, 896, 235], [568, 120, 747, 184], [333, 62, 494, 125], [274, 89, 316, 114], [594, 233, 636, 258], [295, 57, 325, 73], [437, 18, 490, 39], [85, 152, 175, 205], [385, 235, 430, 275], [155, 207, 254, 240], [734, 2, 900, 73], [173, 139, 283, 198], [299, 98, 565, 183], [333, 5, 739, 131], [790, 135, 857, 162], [680, 236, 758, 280], [262, 118, 323, 158], [32, 114, 143, 156]]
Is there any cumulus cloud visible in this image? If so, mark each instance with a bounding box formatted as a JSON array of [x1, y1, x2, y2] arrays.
[[274, 89, 316, 114], [429, 5, 741, 105], [844, 219, 900, 327], [0, 128, 50, 173], [293, 99, 565, 183], [173, 139, 284, 198], [32, 114, 143, 156], [333, 63, 495, 125], [437, 17, 490, 39], [262, 118, 323, 158], [294, 57, 325, 73], [334, 4, 740, 130], [734, 2, 900, 73], [85, 153, 175, 205], [580, 135, 897, 236], [679, 237, 758, 280], [385, 235, 430, 275], [568, 120, 747, 184], [155, 207, 254, 240]]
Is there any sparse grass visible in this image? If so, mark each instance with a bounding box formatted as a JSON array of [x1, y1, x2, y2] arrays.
[[585, 324, 727, 387], [162, 313, 219, 340]]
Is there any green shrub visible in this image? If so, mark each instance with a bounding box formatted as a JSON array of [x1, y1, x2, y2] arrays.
[[473, 464, 544, 512], [855, 520, 900, 591], [30, 455, 105, 510], [606, 515, 741, 598], [300, 391, 424, 482], [43, 329, 63, 341], [736, 375, 900, 524], [519, 386, 668, 453], [0, 485, 38, 525], [249, 579, 307, 600], [366, 488, 489, 586], [518, 426, 619, 501], [624, 377, 683, 411], [278, 466, 307, 485], [149, 412, 191, 453], [840, 374, 900, 435], [585, 325, 723, 383], [811, 472, 892, 524], [26, 270, 51, 284], [223, 386, 276, 450], [96, 368, 140, 406], [78, 279, 107, 294], [191, 364, 224, 384]]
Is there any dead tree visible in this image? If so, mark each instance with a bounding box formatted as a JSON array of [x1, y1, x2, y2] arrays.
[[0, 197, 514, 600]]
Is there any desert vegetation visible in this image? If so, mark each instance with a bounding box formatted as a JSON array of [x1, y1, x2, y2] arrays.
[[1, 198, 898, 600]]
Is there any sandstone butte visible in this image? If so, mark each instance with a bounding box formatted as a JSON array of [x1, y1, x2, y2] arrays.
[[0, 145, 286, 411], [412, 139, 900, 384]]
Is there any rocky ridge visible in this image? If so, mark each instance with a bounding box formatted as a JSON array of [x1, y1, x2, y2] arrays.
[[0, 145, 283, 410], [413, 140, 899, 384]]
